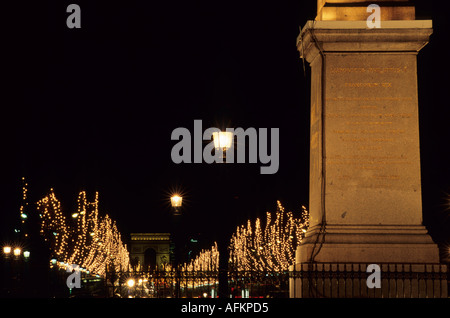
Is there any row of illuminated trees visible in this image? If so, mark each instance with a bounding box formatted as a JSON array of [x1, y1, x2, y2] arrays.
[[182, 201, 309, 273], [36, 189, 307, 276], [36, 189, 130, 276]]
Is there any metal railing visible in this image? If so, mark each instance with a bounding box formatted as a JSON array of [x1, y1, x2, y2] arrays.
[[289, 263, 449, 298], [103, 263, 448, 298], [104, 269, 290, 298]]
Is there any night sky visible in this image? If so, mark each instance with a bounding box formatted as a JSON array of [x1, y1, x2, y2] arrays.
[[2, 1, 449, 249]]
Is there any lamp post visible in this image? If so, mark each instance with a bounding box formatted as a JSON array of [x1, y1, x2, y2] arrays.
[[170, 194, 183, 297], [2, 246, 28, 296], [2, 246, 12, 296], [212, 130, 235, 298]]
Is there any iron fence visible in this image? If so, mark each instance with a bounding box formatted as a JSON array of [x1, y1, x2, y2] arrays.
[[103, 263, 448, 298], [104, 269, 290, 298], [290, 263, 449, 298]]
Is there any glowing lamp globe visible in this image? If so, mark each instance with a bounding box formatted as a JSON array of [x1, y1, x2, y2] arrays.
[[3, 246, 11, 255], [212, 131, 233, 150], [127, 278, 136, 288], [13, 248, 21, 257], [171, 195, 182, 208]]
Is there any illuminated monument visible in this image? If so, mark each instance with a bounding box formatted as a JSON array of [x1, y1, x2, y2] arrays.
[[292, 1, 447, 297]]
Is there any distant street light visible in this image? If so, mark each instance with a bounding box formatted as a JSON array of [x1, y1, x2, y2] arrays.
[[127, 278, 135, 288], [13, 248, 21, 258], [3, 246, 11, 256], [171, 195, 182, 215], [23, 251, 30, 259]]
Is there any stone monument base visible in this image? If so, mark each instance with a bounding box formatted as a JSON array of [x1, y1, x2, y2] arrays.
[[296, 224, 440, 264], [293, 0, 447, 296], [289, 225, 445, 298]]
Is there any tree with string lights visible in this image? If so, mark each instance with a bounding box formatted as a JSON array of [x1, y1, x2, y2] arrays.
[[228, 201, 309, 272], [36, 189, 130, 276], [182, 242, 219, 272]]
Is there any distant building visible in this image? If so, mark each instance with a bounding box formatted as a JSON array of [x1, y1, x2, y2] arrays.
[[129, 233, 171, 270]]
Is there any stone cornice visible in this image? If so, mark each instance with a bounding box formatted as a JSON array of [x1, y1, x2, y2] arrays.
[[297, 20, 433, 63]]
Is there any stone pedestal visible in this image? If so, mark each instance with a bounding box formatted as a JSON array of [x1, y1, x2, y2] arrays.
[[291, 19, 443, 297]]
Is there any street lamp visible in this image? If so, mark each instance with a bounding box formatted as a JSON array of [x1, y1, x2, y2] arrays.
[[171, 195, 182, 216], [212, 131, 233, 150], [212, 130, 235, 298], [171, 195, 182, 207], [170, 193, 184, 297], [13, 248, 21, 259], [3, 246, 11, 259], [212, 131, 234, 162]]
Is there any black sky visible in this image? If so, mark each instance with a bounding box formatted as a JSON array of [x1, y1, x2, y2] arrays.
[[2, 1, 449, 247]]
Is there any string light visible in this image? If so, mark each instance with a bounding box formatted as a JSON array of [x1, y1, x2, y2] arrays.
[[19, 177, 29, 238]]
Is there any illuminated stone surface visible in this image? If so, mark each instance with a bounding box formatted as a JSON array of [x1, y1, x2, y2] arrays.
[[290, 17, 447, 297], [316, 0, 415, 21], [292, 0, 442, 283]]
